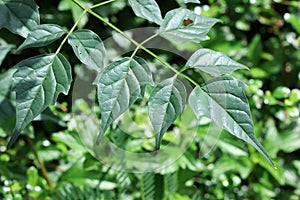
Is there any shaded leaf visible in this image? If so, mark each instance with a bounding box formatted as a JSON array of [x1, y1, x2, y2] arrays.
[[159, 8, 220, 43], [186, 48, 248, 76], [8, 53, 72, 147], [0, 44, 15, 66], [17, 24, 65, 51], [189, 76, 274, 167], [148, 77, 187, 149], [183, 0, 200, 4], [68, 29, 105, 71], [97, 57, 153, 142], [0, 69, 16, 119], [0, 0, 40, 37], [129, 0, 163, 25]]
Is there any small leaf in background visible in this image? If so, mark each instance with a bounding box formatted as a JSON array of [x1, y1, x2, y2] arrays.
[[17, 24, 65, 51], [27, 166, 38, 187], [189, 76, 274, 167], [58, 0, 91, 28], [148, 76, 187, 149], [0, 44, 15, 66], [0, 0, 40, 37], [68, 29, 105, 71], [183, 0, 200, 4], [289, 89, 300, 103], [128, 0, 163, 25], [0, 69, 16, 119], [97, 57, 153, 142], [273, 86, 290, 99], [186, 48, 248, 76], [159, 8, 220, 43], [8, 53, 72, 147], [247, 34, 263, 66]]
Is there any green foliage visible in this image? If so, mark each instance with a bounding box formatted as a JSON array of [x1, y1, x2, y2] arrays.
[[1, 0, 300, 199]]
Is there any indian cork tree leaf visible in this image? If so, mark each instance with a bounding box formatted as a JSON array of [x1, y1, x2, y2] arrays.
[[183, 0, 200, 4], [8, 53, 72, 147], [159, 8, 220, 43], [128, 0, 163, 25], [17, 24, 65, 51], [0, 69, 16, 119], [0, 44, 15, 66], [0, 0, 40, 38], [188, 76, 274, 167], [68, 29, 105, 71], [185, 48, 249, 76], [97, 57, 153, 143], [148, 76, 187, 150]]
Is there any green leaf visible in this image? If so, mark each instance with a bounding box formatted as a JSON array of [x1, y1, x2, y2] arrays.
[[186, 48, 248, 76], [189, 76, 274, 167], [17, 24, 65, 51], [0, 0, 40, 37], [247, 34, 262, 66], [128, 0, 163, 25], [97, 57, 153, 142], [273, 86, 290, 99], [0, 69, 16, 119], [183, 0, 200, 4], [0, 44, 15, 66], [68, 29, 105, 71], [8, 53, 72, 147], [27, 166, 38, 187], [148, 76, 187, 149], [159, 8, 220, 43]]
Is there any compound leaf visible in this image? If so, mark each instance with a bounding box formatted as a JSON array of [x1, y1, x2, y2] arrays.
[[159, 8, 220, 43], [129, 0, 163, 25], [0, 0, 40, 37], [8, 53, 72, 147], [148, 76, 187, 149], [186, 48, 248, 76], [68, 29, 105, 71], [17, 24, 65, 51], [97, 57, 153, 142], [188, 76, 274, 167]]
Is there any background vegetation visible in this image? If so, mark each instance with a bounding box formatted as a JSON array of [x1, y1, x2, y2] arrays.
[[1, 0, 300, 199]]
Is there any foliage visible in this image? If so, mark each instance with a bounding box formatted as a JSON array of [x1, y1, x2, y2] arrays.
[[0, 0, 300, 199]]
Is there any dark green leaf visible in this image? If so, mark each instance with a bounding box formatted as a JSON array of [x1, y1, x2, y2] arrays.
[[183, 0, 200, 4], [159, 8, 220, 43], [97, 57, 153, 142], [0, 69, 16, 119], [186, 48, 248, 76], [247, 34, 262, 66], [0, 0, 40, 37], [0, 44, 15, 66], [8, 53, 72, 147], [148, 76, 187, 149], [128, 0, 163, 25], [68, 29, 105, 71], [189, 76, 274, 167], [17, 24, 65, 51]]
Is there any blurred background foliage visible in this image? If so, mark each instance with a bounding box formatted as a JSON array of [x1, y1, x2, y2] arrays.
[[0, 0, 300, 199]]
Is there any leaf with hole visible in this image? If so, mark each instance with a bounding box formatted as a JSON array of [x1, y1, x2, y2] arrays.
[[97, 57, 153, 142], [148, 76, 187, 149], [0, 0, 40, 37], [17, 24, 65, 51], [128, 0, 163, 25], [68, 29, 106, 71], [159, 8, 220, 43], [188, 76, 274, 167], [186, 48, 248, 76], [8, 53, 72, 147]]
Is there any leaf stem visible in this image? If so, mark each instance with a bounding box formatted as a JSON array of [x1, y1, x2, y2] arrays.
[[90, 0, 116, 9], [72, 0, 199, 87], [130, 32, 159, 59], [55, 10, 87, 55]]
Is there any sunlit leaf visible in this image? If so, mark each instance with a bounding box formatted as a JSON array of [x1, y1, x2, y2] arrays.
[[159, 8, 220, 43], [186, 48, 248, 76], [8, 53, 72, 147], [183, 0, 200, 4], [17, 24, 65, 51], [148, 76, 187, 149], [97, 57, 153, 142], [68, 29, 105, 71], [128, 0, 163, 25], [0, 0, 40, 37], [189, 76, 274, 167]]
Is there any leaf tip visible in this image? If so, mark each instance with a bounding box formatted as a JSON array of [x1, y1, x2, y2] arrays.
[[96, 131, 104, 145], [7, 129, 21, 149]]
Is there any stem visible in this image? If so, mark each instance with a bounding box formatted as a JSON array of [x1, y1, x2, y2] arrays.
[[72, 0, 200, 87], [90, 0, 116, 9], [130, 32, 159, 58], [26, 137, 60, 199], [55, 10, 87, 55]]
